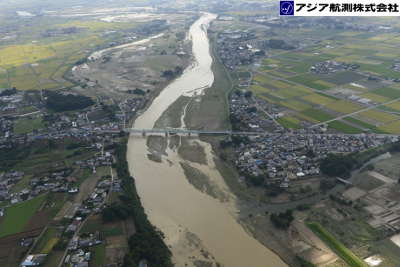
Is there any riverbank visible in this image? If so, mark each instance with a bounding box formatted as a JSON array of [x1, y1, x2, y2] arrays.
[[114, 140, 173, 266], [146, 20, 299, 266], [177, 30, 299, 266], [127, 13, 288, 267]]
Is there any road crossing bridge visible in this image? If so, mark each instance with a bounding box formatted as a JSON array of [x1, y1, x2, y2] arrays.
[[122, 128, 399, 138], [124, 128, 262, 136]]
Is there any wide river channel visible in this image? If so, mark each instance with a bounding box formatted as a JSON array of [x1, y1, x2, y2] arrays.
[[127, 13, 287, 267]]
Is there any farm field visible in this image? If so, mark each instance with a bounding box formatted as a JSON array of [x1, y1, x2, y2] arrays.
[[328, 120, 362, 134], [277, 116, 302, 129], [343, 117, 384, 132], [247, 25, 400, 134], [0, 194, 47, 238], [14, 116, 45, 134], [0, 15, 138, 91], [32, 227, 59, 254]]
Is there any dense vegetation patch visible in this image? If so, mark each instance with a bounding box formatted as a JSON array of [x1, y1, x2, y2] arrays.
[[0, 144, 32, 171], [0, 87, 17, 96], [45, 91, 94, 112], [320, 154, 357, 178], [270, 210, 294, 229], [320, 141, 400, 178]]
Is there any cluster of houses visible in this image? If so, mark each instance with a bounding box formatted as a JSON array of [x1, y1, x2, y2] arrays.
[[0, 171, 24, 203], [65, 175, 120, 226], [310, 60, 359, 74], [0, 138, 116, 208], [216, 29, 264, 69], [74, 150, 114, 172], [0, 87, 131, 144], [0, 117, 12, 139], [118, 97, 147, 120], [229, 92, 399, 189], [42, 27, 79, 38], [62, 177, 121, 266], [65, 233, 101, 267], [393, 61, 400, 72], [230, 91, 285, 132], [0, 106, 123, 150], [234, 133, 397, 188], [0, 91, 24, 113], [21, 254, 47, 267], [0, 169, 84, 205]]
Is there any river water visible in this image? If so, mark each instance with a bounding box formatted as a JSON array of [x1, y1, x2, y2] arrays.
[[127, 13, 287, 267]]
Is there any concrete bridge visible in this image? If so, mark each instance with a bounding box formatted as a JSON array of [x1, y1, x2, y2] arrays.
[[123, 128, 262, 136], [122, 128, 399, 138]]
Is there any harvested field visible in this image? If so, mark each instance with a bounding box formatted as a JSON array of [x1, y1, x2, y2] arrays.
[[292, 220, 337, 266], [342, 187, 367, 201], [0, 228, 42, 267], [307, 222, 367, 267], [368, 171, 396, 184]]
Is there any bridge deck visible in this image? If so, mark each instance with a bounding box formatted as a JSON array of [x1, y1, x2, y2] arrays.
[[125, 128, 259, 135], [123, 128, 399, 138]]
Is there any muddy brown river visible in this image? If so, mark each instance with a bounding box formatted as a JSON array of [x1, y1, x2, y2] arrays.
[[127, 13, 287, 267]]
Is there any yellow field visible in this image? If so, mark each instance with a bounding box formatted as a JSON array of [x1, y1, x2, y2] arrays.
[[325, 100, 363, 114], [0, 34, 104, 90], [335, 55, 382, 65], [251, 84, 271, 94], [40, 81, 62, 90], [0, 68, 8, 87], [263, 58, 280, 65], [9, 66, 39, 90], [278, 116, 301, 128], [57, 20, 125, 31], [279, 99, 311, 111], [273, 87, 310, 99], [358, 109, 399, 123], [42, 238, 59, 254], [254, 75, 291, 89], [368, 34, 395, 41], [339, 32, 361, 37], [34, 60, 62, 79], [258, 94, 278, 104], [50, 36, 101, 57], [313, 80, 336, 88], [384, 101, 400, 111], [379, 120, 400, 134], [360, 93, 390, 103], [296, 112, 318, 123], [302, 93, 335, 105], [0, 44, 55, 67], [267, 70, 296, 78], [254, 74, 270, 84], [374, 53, 395, 59], [283, 116, 300, 124]]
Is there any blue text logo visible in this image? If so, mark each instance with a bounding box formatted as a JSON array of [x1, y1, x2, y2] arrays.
[[280, 1, 295, 15]]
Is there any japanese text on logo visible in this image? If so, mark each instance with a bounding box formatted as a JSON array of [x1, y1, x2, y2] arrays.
[[280, 0, 400, 16]]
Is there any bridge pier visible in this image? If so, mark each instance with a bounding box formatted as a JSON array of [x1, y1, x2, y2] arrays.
[[142, 131, 146, 137]]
